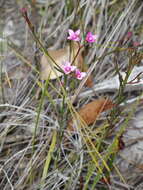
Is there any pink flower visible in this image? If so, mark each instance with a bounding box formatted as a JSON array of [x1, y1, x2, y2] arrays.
[[62, 61, 76, 74], [133, 41, 140, 47], [67, 29, 81, 41], [75, 69, 86, 80], [20, 7, 27, 13], [127, 31, 133, 39], [85, 32, 98, 43]]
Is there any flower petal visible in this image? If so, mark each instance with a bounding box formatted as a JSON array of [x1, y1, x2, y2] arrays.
[[71, 66, 77, 71], [75, 69, 80, 75], [68, 29, 74, 36], [81, 72, 86, 78], [63, 61, 71, 66], [93, 34, 98, 40], [67, 36, 72, 40], [75, 29, 80, 35], [87, 32, 91, 36], [74, 37, 80, 41], [66, 61, 71, 66]]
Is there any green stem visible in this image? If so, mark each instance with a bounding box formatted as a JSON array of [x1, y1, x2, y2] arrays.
[[30, 79, 49, 184], [0, 58, 5, 103]]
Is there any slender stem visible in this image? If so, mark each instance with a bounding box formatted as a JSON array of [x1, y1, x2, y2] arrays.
[[71, 44, 84, 65], [0, 58, 5, 103], [127, 71, 143, 84], [30, 79, 49, 184], [21, 11, 63, 73]]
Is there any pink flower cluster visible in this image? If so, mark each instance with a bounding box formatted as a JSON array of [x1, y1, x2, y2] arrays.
[[61, 61, 86, 80], [67, 29, 98, 43], [63, 29, 98, 80]]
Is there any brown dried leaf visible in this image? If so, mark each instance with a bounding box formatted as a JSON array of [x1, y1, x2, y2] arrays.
[[137, 164, 143, 171], [84, 74, 94, 88], [68, 98, 114, 132]]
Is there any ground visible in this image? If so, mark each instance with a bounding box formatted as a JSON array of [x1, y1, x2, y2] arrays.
[[0, 0, 143, 190]]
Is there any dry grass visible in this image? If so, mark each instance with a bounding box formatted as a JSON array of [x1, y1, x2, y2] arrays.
[[0, 0, 143, 189]]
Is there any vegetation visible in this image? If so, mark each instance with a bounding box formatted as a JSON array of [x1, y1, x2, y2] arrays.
[[0, 0, 143, 189]]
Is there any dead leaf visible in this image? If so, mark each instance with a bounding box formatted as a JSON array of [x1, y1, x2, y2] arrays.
[[85, 74, 94, 88], [137, 164, 143, 171], [68, 98, 114, 132], [40, 42, 83, 80]]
